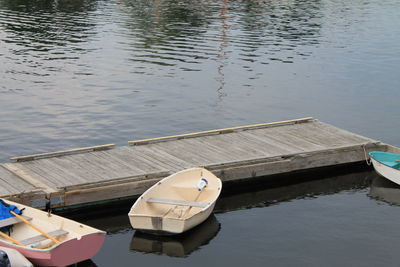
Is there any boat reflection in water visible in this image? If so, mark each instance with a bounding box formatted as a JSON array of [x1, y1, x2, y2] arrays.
[[72, 165, 376, 262], [369, 175, 400, 205], [130, 215, 220, 257]]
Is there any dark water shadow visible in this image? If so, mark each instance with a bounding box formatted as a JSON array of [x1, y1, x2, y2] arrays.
[[216, 164, 376, 212], [369, 175, 400, 206], [58, 164, 378, 264], [70, 259, 98, 267], [0, 0, 98, 51], [129, 214, 220, 258], [62, 164, 376, 228], [72, 211, 133, 235]]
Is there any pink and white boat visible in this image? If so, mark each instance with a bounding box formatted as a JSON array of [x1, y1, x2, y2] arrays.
[[0, 199, 106, 267]]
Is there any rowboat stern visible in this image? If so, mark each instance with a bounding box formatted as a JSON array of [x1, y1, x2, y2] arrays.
[[129, 200, 217, 234], [1, 231, 106, 267]]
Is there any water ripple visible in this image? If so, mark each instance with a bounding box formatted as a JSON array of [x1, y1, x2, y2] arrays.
[[1, 0, 399, 161]]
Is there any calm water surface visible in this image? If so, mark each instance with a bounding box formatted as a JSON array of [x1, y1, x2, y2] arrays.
[[1, 0, 399, 159], [75, 168, 400, 267], [1, 0, 400, 266]]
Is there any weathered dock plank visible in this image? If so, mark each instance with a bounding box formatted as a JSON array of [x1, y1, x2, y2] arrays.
[[10, 144, 115, 162], [0, 166, 36, 195], [0, 118, 397, 210], [130, 146, 191, 171]]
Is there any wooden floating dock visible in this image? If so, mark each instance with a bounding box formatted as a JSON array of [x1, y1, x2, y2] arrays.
[[1, 117, 398, 210]]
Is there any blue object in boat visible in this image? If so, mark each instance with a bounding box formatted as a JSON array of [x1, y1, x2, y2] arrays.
[[0, 199, 23, 233], [369, 151, 400, 169]]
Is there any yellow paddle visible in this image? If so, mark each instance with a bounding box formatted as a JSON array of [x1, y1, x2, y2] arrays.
[[0, 231, 25, 246], [10, 211, 60, 244]]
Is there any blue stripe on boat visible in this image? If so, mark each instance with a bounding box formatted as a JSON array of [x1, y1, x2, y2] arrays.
[[369, 151, 400, 169]]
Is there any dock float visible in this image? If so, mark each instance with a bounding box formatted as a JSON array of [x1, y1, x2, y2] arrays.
[[0, 117, 398, 210]]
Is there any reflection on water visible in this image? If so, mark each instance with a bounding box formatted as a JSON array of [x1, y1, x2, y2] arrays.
[[369, 176, 400, 206], [58, 167, 400, 266], [75, 259, 98, 267], [0, 0, 323, 85], [69, 166, 375, 231], [117, 0, 322, 69], [79, 212, 131, 235], [130, 215, 220, 258], [0, 0, 361, 161], [0, 0, 399, 161], [66, 166, 380, 265], [215, 166, 375, 213], [1, 0, 400, 264], [0, 0, 98, 76]]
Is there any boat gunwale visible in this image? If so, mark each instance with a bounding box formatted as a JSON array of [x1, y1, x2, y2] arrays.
[[129, 167, 222, 232], [369, 152, 400, 170], [0, 232, 105, 252], [0, 199, 106, 252], [130, 167, 221, 216]]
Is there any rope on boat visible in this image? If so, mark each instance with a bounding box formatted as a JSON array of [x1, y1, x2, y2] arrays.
[[363, 145, 371, 166]]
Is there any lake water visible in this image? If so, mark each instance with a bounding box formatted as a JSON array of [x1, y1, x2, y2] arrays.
[[1, 0, 400, 266], [72, 167, 400, 267]]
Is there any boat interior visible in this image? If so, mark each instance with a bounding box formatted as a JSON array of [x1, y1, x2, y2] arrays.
[[131, 169, 221, 220], [371, 151, 400, 169], [0, 201, 101, 249]]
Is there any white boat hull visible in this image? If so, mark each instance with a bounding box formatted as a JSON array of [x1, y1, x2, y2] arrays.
[[129, 168, 222, 234], [130, 202, 216, 234], [0, 247, 33, 267], [370, 157, 400, 185]]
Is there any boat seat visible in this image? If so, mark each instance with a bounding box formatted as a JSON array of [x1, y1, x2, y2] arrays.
[[147, 198, 209, 208], [20, 229, 69, 245], [0, 216, 32, 229], [393, 163, 400, 170], [382, 161, 396, 167], [382, 161, 400, 169]]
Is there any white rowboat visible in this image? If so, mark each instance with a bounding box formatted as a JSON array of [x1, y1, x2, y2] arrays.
[[0, 247, 33, 267], [369, 151, 400, 185], [128, 168, 222, 235]]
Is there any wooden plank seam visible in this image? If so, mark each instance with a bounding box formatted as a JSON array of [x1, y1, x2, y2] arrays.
[[10, 144, 115, 162], [128, 117, 314, 146]]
